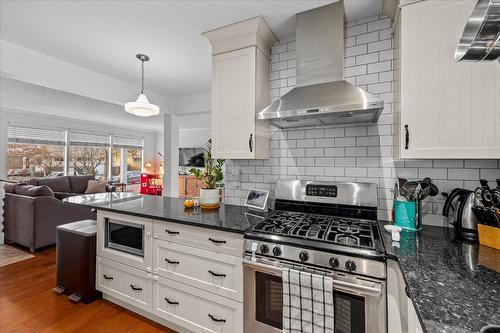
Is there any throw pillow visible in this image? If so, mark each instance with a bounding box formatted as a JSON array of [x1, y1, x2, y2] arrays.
[[4, 182, 27, 193], [85, 180, 108, 194], [15, 185, 55, 197]]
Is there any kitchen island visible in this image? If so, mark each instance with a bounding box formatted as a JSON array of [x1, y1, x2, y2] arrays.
[[64, 192, 268, 333], [380, 221, 500, 333]]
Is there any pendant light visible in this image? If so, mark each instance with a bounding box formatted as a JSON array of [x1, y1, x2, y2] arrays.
[[125, 54, 160, 117]]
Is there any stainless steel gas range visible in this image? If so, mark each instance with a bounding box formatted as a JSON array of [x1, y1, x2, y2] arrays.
[[243, 180, 386, 333]]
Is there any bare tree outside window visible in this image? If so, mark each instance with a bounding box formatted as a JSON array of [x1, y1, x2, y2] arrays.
[[69, 146, 108, 179], [7, 143, 64, 181]]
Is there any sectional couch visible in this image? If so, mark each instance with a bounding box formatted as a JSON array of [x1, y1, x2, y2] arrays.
[[3, 175, 107, 252]]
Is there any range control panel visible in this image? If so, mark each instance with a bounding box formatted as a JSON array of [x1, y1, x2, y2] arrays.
[[305, 184, 338, 197]]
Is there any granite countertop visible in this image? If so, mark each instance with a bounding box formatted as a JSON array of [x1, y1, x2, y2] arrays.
[[64, 192, 269, 234], [379, 221, 500, 333]]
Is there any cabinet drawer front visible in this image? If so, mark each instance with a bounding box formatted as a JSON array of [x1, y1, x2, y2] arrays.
[[153, 221, 243, 257], [153, 276, 243, 333], [97, 257, 152, 311], [154, 240, 242, 302]]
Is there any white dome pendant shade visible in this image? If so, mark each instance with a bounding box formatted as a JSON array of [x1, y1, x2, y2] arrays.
[[125, 54, 160, 117], [125, 93, 160, 117]]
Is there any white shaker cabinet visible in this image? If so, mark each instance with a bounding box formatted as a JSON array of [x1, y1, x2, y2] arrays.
[[204, 17, 276, 159], [395, 0, 500, 159]]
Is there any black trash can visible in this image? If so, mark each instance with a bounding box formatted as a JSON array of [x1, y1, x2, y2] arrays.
[[55, 219, 101, 303]]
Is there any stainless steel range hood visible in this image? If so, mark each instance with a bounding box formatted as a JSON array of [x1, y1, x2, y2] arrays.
[[258, 1, 384, 129], [455, 0, 500, 63]]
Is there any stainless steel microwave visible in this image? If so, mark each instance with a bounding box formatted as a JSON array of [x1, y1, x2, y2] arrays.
[[104, 218, 145, 257]]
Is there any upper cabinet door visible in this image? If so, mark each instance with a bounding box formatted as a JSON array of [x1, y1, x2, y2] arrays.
[[398, 0, 500, 159], [212, 47, 257, 159]]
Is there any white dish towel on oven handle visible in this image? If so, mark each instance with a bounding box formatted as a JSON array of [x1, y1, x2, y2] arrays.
[[283, 268, 334, 333]]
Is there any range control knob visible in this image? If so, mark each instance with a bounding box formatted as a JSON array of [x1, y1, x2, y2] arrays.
[[260, 244, 269, 254], [329, 257, 339, 268], [272, 246, 282, 257], [299, 251, 309, 262], [345, 260, 356, 272]]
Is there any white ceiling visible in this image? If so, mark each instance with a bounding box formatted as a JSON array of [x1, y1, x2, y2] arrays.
[[0, 77, 209, 131], [0, 0, 383, 131], [0, 0, 382, 98]]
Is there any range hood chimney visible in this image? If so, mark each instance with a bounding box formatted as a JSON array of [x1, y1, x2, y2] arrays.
[[258, 1, 384, 128]]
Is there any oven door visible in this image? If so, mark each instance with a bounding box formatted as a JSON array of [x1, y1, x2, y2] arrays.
[[105, 218, 145, 257], [243, 258, 386, 333]]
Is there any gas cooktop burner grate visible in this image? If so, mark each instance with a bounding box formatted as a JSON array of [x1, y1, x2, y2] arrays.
[[251, 211, 377, 250]]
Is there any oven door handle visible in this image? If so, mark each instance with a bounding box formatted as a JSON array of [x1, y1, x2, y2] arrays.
[[243, 259, 283, 276], [332, 279, 382, 297], [243, 259, 382, 297]]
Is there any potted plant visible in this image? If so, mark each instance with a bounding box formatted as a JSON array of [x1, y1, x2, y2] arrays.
[[190, 139, 224, 208]]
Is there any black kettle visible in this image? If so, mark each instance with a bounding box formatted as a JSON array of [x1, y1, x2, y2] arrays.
[[442, 188, 479, 241]]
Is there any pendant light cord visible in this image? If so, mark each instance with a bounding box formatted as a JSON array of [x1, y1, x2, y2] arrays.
[[141, 59, 145, 94]]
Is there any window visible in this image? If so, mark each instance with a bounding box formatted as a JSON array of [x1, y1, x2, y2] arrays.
[[127, 148, 143, 184], [111, 148, 121, 183], [6, 124, 144, 184], [7, 126, 65, 181], [69, 132, 110, 180], [113, 136, 143, 185]]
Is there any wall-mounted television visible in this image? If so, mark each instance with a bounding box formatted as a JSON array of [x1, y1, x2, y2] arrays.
[[179, 148, 204, 167]]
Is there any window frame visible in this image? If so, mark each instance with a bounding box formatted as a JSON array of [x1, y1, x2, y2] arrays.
[[6, 123, 144, 184]]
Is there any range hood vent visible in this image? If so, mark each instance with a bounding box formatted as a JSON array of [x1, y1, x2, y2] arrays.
[[455, 0, 500, 63], [258, 1, 384, 128]]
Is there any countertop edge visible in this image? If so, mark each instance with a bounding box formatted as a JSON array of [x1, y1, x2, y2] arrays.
[[70, 204, 248, 235]]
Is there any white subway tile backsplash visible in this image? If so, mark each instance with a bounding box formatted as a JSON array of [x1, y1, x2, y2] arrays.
[[356, 52, 379, 65], [368, 39, 392, 53], [345, 65, 367, 77], [335, 137, 356, 147], [367, 17, 392, 32], [480, 168, 500, 181], [367, 60, 392, 73], [346, 24, 367, 37], [419, 168, 447, 180], [324, 128, 345, 137], [297, 139, 315, 148], [465, 160, 498, 169], [345, 167, 368, 177], [448, 169, 480, 180], [345, 147, 368, 156], [356, 31, 379, 45], [223, 16, 500, 225], [325, 148, 345, 156], [346, 44, 367, 57], [345, 36, 356, 47]]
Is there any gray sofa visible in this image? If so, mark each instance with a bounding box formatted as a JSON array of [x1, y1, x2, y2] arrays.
[[3, 175, 102, 252]]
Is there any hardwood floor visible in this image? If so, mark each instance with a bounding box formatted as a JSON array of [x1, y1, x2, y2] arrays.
[[0, 247, 176, 333]]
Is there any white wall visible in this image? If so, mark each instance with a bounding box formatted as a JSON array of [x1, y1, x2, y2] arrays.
[[223, 15, 500, 226], [179, 128, 211, 148]]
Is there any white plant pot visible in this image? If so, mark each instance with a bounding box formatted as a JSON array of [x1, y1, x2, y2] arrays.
[[200, 188, 219, 206]]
